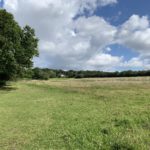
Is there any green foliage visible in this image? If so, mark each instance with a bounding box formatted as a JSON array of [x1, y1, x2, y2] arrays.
[[32, 68, 49, 80], [22, 69, 34, 79], [42, 68, 56, 78], [48, 71, 56, 78], [0, 9, 38, 86], [32, 68, 57, 80]]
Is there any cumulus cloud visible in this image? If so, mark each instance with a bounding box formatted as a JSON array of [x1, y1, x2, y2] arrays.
[[121, 57, 150, 70], [86, 54, 123, 70], [114, 15, 150, 69], [122, 57, 143, 68], [117, 15, 150, 55], [3, 0, 150, 70]]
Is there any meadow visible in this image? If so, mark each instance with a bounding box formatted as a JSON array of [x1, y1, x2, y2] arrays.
[[0, 77, 150, 150]]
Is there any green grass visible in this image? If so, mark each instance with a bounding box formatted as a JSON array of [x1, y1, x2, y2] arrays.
[[0, 77, 150, 150]]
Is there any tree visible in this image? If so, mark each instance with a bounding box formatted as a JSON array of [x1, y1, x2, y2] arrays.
[[0, 9, 38, 86], [32, 68, 49, 80]]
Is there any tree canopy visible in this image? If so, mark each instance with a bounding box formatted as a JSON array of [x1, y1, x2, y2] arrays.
[[0, 9, 38, 86]]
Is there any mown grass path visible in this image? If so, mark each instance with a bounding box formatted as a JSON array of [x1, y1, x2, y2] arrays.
[[0, 78, 150, 149]]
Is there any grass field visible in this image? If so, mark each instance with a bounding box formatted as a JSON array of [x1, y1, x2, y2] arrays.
[[0, 77, 150, 150]]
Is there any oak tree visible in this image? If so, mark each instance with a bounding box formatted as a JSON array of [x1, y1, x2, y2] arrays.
[[0, 9, 38, 86]]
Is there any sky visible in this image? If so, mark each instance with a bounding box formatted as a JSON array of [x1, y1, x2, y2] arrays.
[[1, 0, 150, 71]]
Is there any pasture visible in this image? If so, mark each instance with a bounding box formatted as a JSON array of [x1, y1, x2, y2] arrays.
[[0, 77, 150, 149]]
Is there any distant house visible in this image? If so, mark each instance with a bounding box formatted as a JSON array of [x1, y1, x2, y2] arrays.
[[60, 74, 65, 78]]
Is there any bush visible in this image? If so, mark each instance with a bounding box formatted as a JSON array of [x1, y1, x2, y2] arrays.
[[32, 68, 49, 80], [49, 71, 56, 78]]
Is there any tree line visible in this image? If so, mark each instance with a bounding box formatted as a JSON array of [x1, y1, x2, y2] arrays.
[[30, 68, 150, 80]]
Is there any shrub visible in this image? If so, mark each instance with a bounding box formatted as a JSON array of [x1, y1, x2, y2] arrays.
[[32, 68, 49, 80]]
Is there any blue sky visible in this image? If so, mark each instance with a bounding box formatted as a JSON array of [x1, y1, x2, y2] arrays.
[[0, 0, 4, 7], [96, 0, 150, 25], [2, 0, 150, 71]]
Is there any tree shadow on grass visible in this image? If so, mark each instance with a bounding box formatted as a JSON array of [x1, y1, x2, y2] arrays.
[[0, 85, 17, 92]]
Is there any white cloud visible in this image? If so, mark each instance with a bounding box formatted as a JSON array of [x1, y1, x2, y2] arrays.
[[114, 15, 150, 70], [121, 15, 149, 31], [4, 0, 18, 11], [105, 47, 112, 52], [117, 15, 150, 55], [122, 57, 143, 68], [74, 16, 116, 49], [121, 57, 150, 70], [86, 54, 123, 70]]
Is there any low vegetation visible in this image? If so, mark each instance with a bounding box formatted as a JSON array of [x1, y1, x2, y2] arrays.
[[0, 77, 150, 149]]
